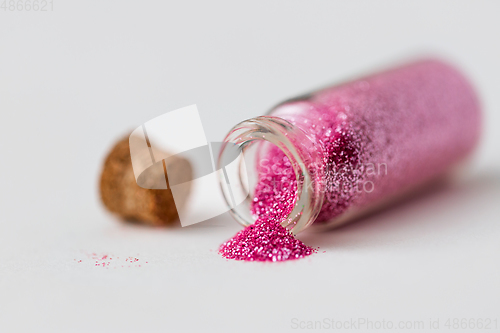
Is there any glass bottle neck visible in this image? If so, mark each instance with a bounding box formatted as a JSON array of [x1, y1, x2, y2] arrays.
[[217, 116, 325, 234]]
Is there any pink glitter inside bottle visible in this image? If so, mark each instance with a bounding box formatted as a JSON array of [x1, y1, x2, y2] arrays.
[[218, 59, 481, 261]]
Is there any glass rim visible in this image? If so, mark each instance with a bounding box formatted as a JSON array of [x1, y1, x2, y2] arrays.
[[217, 116, 325, 234]]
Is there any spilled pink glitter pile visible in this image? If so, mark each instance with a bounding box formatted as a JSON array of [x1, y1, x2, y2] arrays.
[[218, 218, 316, 262], [219, 148, 317, 262]]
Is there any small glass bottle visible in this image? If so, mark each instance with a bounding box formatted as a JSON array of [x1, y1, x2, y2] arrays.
[[218, 59, 481, 234]]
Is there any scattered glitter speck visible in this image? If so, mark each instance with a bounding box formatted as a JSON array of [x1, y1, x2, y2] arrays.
[[74, 252, 147, 269]]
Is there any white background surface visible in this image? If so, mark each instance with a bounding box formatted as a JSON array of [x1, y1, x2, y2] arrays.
[[1, 1, 499, 332]]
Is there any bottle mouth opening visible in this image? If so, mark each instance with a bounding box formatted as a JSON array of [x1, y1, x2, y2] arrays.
[[217, 116, 324, 235]]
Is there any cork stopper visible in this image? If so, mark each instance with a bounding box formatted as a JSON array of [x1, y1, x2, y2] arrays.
[[99, 134, 191, 226]]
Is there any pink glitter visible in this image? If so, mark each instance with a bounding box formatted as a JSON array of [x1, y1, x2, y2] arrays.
[[219, 149, 317, 261], [74, 252, 147, 268], [269, 59, 480, 224], [220, 59, 480, 262], [219, 218, 316, 262]]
